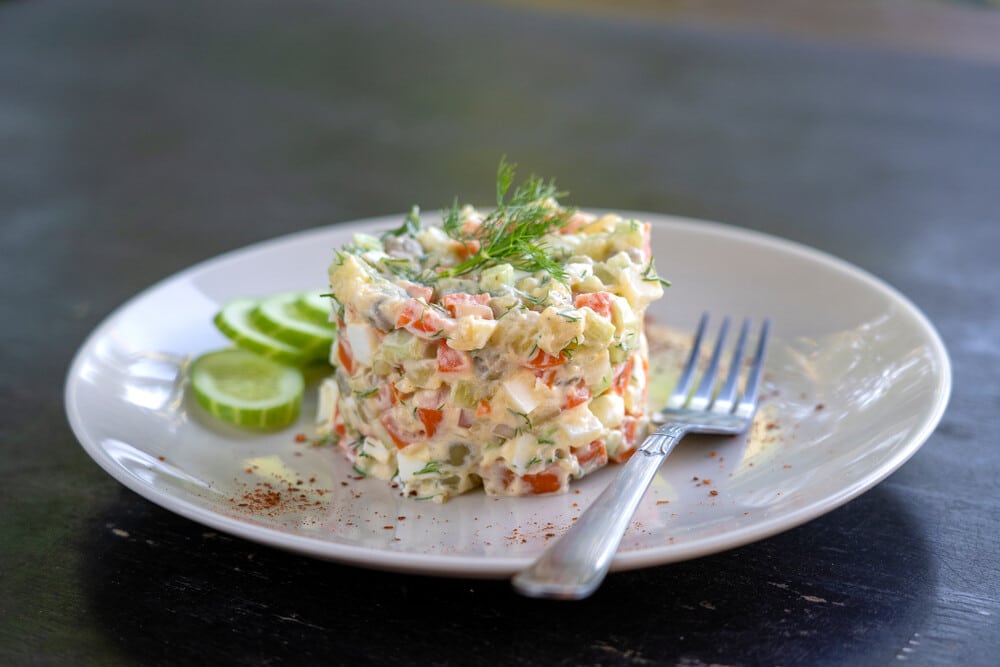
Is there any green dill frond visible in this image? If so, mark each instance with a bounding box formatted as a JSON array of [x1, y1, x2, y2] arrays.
[[496, 155, 516, 206], [381, 205, 423, 241], [438, 158, 575, 281], [442, 197, 463, 239]]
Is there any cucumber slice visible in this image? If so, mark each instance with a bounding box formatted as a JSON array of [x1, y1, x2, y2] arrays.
[[296, 291, 334, 327], [251, 292, 334, 356], [213, 298, 315, 366], [190, 348, 304, 429]]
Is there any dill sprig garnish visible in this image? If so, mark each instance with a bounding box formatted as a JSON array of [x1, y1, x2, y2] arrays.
[[437, 158, 574, 280], [381, 205, 423, 241]]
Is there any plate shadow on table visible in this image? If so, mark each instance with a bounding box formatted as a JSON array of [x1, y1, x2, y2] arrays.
[[79, 483, 933, 666]]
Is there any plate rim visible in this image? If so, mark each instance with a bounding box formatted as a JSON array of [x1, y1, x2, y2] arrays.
[[64, 211, 952, 577]]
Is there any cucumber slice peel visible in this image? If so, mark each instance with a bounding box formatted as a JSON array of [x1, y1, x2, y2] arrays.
[[213, 298, 316, 366], [190, 348, 304, 429], [251, 292, 334, 355], [296, 291, 334, 326]]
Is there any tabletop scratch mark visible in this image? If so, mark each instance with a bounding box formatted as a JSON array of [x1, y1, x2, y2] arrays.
[[274, 614, 328, 631]]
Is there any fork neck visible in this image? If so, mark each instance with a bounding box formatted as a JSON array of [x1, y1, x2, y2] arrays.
[[639, 423, 691, 456]]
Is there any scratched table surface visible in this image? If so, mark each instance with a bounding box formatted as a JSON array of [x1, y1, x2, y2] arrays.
[[2, 1, 999, 665]]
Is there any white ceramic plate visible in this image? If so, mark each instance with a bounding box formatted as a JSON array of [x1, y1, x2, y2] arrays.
[[65, 213, 951, 577]]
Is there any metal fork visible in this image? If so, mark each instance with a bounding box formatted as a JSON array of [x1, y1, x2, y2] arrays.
[[512, 314, 771, 600]]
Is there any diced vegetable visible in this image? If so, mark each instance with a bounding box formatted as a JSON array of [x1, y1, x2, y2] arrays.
[[319, 161, 666, 501], [441, 293, 493, 319], [436, 341, 471, 373], [396, 299, 453, 338], [416, 407, 443, 438], [520, 469, 563, 494], [574, 291, 614, 319], [572, 440, 608, 468], [589, 393, 625, 428], [450, 381, 479, 409], [562, 380, 590, 410], [479, 263, 515, 292], [379, 329, 432, 364], [525, 348, 566, 370]]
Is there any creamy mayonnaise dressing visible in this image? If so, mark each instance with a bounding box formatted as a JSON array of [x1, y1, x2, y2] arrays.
[[317, 206, 665, 501]]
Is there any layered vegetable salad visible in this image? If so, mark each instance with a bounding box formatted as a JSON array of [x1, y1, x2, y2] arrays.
[[318, 164, 666, 501]]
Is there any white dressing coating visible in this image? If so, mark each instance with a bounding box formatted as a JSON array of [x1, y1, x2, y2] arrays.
[[320, 207, 665, 501]]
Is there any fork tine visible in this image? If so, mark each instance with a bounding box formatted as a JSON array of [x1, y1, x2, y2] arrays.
[[513, 313, 771, 599], [711, 318, 750, 414], [666, 312, 709, 409], [736, 319, 771, 418], [689, 316, 731, 411]]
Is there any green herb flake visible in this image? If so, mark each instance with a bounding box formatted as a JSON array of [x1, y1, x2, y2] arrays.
[[642, 259, 671, 287], [507, 409, 532, 430], [414, 461, 443, 476], [556, 310, 581, 323]]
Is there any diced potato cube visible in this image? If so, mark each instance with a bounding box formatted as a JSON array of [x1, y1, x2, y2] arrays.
[[589, 393, 625, 429]]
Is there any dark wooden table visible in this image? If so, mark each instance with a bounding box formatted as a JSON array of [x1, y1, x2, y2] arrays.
[[3, 1, 999, 664]]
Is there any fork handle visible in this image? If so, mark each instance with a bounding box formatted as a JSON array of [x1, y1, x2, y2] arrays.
[[511, 425, 687, 599]]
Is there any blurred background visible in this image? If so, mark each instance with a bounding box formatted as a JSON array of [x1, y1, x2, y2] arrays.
[[5, 0, 1000, 285]]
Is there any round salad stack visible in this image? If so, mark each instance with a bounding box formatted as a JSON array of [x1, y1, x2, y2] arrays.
[[319, 176, 665, 502]]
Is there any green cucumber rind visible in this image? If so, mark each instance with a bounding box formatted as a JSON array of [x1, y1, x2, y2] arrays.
[[190, 349, 304, 430], [296, 291, 335, 327], [250, 292, 334, 354], [213, 298, 315, 366]]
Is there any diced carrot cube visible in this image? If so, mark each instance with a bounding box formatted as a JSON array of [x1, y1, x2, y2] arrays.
[[440, 293, 493, 319], [526, 348, 566, 370], [451, 239, 482, 260], [563, 380, 591, 409], [380, 414, 409, 449], [336, 338, 355, 375], [612, 357, 633, 395], [396, 299, 453, 337], [573, 291, 615, 318], [416, 408, 443, 439], [522, 470, 563, 495], [572, 440, 608, 467], [436, 340, 471, 373]]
